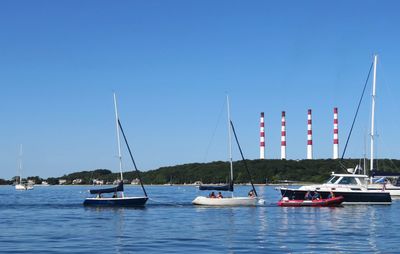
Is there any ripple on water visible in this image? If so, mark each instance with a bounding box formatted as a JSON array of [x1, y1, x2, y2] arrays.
[[0, 185, 399, 253]]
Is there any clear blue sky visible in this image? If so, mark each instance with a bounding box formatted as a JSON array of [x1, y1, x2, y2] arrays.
[[1, 1, 400, 179]]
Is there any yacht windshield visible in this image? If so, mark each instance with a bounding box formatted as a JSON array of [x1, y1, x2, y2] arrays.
[[338, 177, 357, 185], [326, 176, 340, 184]]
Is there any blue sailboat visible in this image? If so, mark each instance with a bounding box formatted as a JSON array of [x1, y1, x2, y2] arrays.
[[84, 93, 148, 207]]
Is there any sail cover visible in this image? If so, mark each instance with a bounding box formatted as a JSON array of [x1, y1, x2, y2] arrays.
[[371, 171, 400, 177], [199, 183, 233, 192], [90, 182, 124, 194]]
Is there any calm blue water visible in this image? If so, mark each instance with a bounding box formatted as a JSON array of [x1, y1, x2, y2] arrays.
[[0, 185, 398, 253]]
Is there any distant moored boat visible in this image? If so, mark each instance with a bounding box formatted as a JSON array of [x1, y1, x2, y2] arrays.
[[15, 144, 33, 191]]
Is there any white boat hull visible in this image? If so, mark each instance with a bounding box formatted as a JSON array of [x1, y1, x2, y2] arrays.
[[192, 196, 257, 206], [15, 184, 33, 190], [367, 186, 400, 197]]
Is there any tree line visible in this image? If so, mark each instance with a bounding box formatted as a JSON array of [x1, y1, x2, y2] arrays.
[[2, 159, 400, 185]]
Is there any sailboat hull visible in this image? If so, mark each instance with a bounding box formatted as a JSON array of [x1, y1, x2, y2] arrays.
[[83, 196, 148, 207], [192, 196, 258, 206], [15, 184, 33, 190]]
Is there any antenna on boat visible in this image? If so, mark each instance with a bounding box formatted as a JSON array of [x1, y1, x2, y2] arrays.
[[113, 93, 124, 182], [370, 54, 378, 171], [227, 95, 234, 195]]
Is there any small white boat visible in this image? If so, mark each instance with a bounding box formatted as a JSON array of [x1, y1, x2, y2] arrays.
[[192, 96, 259, 206], [192, 196, 257, 206], [15, 145, 33, 191], [15, 183, 34, 190], [15, 184, 26, 190]]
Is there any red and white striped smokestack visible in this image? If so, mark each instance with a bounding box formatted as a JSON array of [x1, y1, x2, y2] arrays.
[[333, 107, 339, 159], [307, 109, 313, 159], [260, 112, 265, 159], [281, 111, 286, 160]]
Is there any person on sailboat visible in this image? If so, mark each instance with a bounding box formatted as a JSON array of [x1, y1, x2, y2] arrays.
[[248, 190, 255, 198], [209, 192, 216, 198], [217, 192, 223, 198], [112, 192, 117, 198]]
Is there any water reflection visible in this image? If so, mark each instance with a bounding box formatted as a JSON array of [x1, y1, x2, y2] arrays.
[[83, 206, 147, 212]]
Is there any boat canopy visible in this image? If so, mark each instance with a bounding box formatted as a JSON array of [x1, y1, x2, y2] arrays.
[[90, 182, 124, 194], [371, 171, 400, 177], [199, 183, 233, 192]]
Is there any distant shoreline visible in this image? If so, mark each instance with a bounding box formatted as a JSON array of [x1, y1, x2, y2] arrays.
[[3, 183, 309, 187], [5, 158, 398, 186]]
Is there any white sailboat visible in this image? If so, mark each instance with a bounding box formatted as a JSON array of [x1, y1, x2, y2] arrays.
[[365, 55, 400, 197], [192, 96, 258, 206], [15, 145, 33, 191]]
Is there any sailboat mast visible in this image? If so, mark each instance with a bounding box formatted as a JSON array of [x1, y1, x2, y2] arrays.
[[363, 132, 367, 176], [113, 93, 124, 181], [18, 144, 23, 184], [370, 55, 378, 171], [227, 95, 234, 187]]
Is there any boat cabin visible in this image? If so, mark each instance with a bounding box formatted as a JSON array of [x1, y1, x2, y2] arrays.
[[325, 173, 369, 186]]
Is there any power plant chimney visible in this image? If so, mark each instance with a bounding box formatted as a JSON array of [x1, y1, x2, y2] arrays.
[[260, 112, 265, 159], [333, 107, 339, 159], [281, 111, 286, 160], [307, 109, 313, 159]]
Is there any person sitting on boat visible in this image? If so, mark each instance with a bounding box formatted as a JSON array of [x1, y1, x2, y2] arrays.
[[217, 192, 223, 198], [209, 192, 216, 198], [312, 191, 321, 200], [327, 191, 335, 199], [304, 191, 313, 200], [248, 190, 255, 198], [112, 192, 117, 198], [96, 194, 102, 199], [382, 180, 387, 191]]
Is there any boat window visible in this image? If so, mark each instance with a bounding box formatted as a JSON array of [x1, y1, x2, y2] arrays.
[[326, 176, 340, 184], [338, 177, 357, 185]]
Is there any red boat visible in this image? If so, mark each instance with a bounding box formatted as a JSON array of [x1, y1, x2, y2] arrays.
[[277, 196, 344, 207]]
